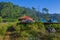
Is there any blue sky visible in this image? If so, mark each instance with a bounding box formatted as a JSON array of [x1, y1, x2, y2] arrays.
[[0, 0, 60, 14]]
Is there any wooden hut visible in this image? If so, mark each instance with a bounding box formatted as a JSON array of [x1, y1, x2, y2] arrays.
[[18, 16, 35, 23]]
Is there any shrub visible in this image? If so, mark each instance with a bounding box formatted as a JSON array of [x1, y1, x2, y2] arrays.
[[0, 17, 2, 23]]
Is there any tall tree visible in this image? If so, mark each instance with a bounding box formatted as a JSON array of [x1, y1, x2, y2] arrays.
[[42, 8, 48, 14], [42, 8, 50, 21], [32, 7, 38, 21]]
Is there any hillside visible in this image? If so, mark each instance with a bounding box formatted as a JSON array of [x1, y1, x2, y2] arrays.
[[0, 2, 60, 22]]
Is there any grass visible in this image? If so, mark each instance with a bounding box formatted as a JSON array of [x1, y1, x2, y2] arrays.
[[0, 22, 60, 40]]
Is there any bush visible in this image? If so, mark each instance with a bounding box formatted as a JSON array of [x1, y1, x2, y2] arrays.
[[45, 23, 60, 33], [3, 18, 18, 22], [17, 22, 46, 37], [0, 17, 2, 23]]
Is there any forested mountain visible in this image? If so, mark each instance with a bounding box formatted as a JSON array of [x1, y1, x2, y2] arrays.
[[0, 2, 60, 22]]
